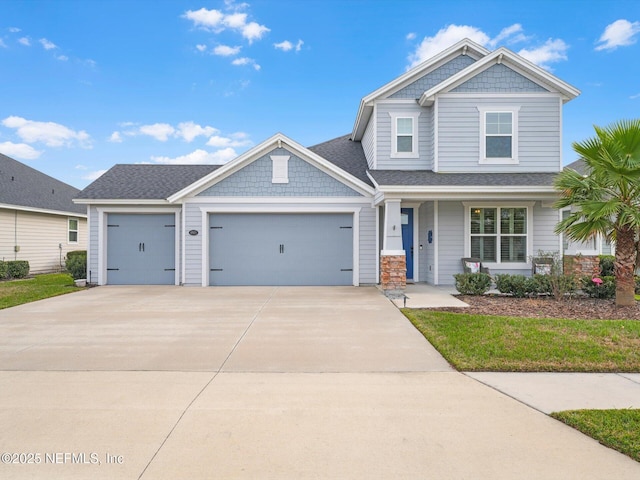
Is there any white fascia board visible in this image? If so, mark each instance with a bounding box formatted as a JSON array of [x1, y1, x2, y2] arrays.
[[184, 196, 373, 205], [0, 202, 88, 218], [169, 133, 375, 201], [73, 198, 171, 205], [378, 185, 557, 194], [352, 38, 489, 140], [366, 171, 380, 188], [418, 47, 580, 106]]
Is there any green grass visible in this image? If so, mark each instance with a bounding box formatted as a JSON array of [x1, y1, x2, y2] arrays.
[[402, 310, 640, 372], [552, 410, 640, 462], [0, 273, 83, 309]]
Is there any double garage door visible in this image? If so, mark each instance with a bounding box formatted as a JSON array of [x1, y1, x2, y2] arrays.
[[209, 213, 353, 286]]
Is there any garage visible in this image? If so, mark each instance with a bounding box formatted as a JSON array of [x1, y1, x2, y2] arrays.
[[106, 213, 176, 285], [209, 213, 353, 286]]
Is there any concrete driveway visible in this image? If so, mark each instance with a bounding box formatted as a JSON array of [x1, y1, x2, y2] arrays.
[[0, 286, 638, 479]]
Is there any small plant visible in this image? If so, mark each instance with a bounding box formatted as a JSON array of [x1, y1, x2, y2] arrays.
[[598, 255, 615, 277], [495, 274, 537, 298], [532, 250, 577, 301], [0, 261, 8, 280], [65, 251, 87, 280], [453, 272, 491, 295], [581, 276, 616, 299], [7, 261, 29, 279]]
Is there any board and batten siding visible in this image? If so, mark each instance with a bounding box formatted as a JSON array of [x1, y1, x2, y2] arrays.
[[183, 202, 377, 286], [437, 94, 561, 172], [375, 102, 433, 170], [0, 208, 87, 274]]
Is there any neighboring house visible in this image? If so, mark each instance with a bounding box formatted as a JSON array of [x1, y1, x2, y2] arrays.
[[561, 159, 613, 257], [0, 153, 87, 274], [75, 38, 580, 291]]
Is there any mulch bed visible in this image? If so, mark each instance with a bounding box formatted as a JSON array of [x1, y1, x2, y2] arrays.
[[431, 295, 640, 320]]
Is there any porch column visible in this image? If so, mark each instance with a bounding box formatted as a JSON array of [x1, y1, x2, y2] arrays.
[[380, 199, 406, 295]]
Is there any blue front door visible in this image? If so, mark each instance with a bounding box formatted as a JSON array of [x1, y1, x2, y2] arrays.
[[401, 208, 413, 280]]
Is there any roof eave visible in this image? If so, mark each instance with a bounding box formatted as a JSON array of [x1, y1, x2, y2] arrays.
[[73, 198, 172, 205]]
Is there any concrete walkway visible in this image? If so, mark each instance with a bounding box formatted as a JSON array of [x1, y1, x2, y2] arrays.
[[390, 283, 469, 308], [0, 286, 638, 479]]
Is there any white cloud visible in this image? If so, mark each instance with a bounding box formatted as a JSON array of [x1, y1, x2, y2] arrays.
[[595, 19, 640, 51], [0, 141, 42, 160], [232, 57, 260, 70], [55, 54, 68, 61], [39, 38, 57, 50], [196, 44, 207, 52], [406, 32, 416, 41], [182, 8, 225, 31], [242, 21, 269, 43], [0, 39, 7, 49], [18, 37, 30, 46], [151, 148, 237, 165], [205, 133, 252, 148], [176, 121, 219, 142], [83, 169, 107, 181], [138, 123, 175, 141], [2, 116, 91, 148], [108, 131, 123, 143], [182, 7, 269, 43], [630, 93, 640, 99], [223, 12, 247, 29], [9, 27, 21, 33], [274, 40, 293, 51], [407, 23, 568, 70], [517, 38, 568, 70], [213, 44, 241, 56], [274, 39, 303, 52], [74, 164, 88, 170]]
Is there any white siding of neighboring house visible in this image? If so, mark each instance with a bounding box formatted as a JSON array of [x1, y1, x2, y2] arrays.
[[437, 94, 561, 172], [0, 207, 87, 274]]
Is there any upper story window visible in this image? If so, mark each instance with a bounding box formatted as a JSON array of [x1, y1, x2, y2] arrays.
[[390, 112, 420, 159], [477, 106, 520, 164], [68, 218, 79, 243]]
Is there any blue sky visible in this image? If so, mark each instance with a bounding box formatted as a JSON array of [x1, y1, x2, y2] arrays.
[[1, 0, 639, 189]]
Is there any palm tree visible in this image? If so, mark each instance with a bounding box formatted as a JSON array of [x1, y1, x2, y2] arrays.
[[554, 119, 640, 307]]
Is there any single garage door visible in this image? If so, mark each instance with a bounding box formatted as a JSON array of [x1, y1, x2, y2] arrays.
[[209, 213, 353, 286], [106, 213, 176, 285]]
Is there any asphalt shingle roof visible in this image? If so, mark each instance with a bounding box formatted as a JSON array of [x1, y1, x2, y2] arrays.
[[75, 164, 222, 200], [308, 134, 372, 186], [564, 159, 586, 175], [368, 170, 558, 187], [0, 153, 85, 214]]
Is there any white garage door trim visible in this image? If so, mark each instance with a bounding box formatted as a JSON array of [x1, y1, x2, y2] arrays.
[[96, 207, 181, 286], [199, 206, 361, 287]]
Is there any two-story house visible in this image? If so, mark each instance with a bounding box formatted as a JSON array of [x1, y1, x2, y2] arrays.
[[75, 39, 579, 290]]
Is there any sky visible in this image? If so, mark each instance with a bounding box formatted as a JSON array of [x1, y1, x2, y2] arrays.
[[1, 0, 639, 189]]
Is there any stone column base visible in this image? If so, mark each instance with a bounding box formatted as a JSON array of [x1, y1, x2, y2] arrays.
[[380, 255, 406, 297]]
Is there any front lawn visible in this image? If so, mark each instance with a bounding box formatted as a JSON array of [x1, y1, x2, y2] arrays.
[[402, 310, 640, 372], [552, 410, 640, 462], [0, 273, 83, 309]]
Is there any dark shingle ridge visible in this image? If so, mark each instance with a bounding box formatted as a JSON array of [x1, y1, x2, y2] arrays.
[[75, 164, 222, 200], [368, 170, 558, 187], [308, 134, 373, 186], [0, 153, 85, 214]]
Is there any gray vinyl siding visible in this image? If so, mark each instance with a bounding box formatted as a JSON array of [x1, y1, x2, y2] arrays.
[[88, 206, 99, 282], [436, 201, 464, 285], [376, 103, 432, 170], [437, 95, 561, 172], [389, 55, 476, 98], [198, 148, 360, 197], [452, 64, 549, 93], [532, 202, 561, 255], [419, 202, 435, 283], [183, 202, 377, 286], [362, 115, 376, 169]]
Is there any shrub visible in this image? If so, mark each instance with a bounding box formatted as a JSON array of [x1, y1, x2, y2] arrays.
[[599, 255, 615, 277], [0, 261, 8, 280], [453, 272, 491, 295], [495, 274, 537, 298], [532, 274, 553, 295], [636, 276, 640, 295], [548, 273, 578, 300], [581, 276, 616, 299], [7, 260, 29, 279], [65, 251, 87, 280]]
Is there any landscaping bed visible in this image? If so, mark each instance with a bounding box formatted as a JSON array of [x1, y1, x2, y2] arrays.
[[434, 294, 640, 320]]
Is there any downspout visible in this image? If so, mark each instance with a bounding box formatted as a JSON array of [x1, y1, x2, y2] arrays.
[[14, 210, 18, 260]]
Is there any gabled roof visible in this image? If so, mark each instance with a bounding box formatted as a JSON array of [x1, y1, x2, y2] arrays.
[[75, 164, 221, 202], [418, 46, 580, 107], [564, 159, 586, 175], [352, 38, 489, 140], [307, 134, 372, 186], [0, 153, 85, 215], [167, 133, 375, 202]]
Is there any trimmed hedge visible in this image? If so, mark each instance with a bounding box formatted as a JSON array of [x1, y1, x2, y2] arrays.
[[0, 260, 30, 279], [65, 250, 87, 280], [495, 273, 577, 299], [453, 272, 492, 295]]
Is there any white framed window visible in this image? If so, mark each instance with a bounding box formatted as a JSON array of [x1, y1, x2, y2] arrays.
[[68, 218, 79, 243], [464, 203, 533, 266], [477, 106, 520, 164], [389, 112, 420, 158]]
